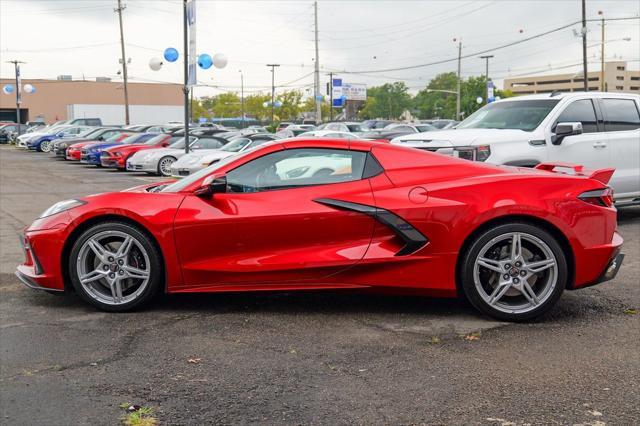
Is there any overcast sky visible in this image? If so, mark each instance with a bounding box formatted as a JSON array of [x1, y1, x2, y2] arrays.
[[1, 0, 638, 99]]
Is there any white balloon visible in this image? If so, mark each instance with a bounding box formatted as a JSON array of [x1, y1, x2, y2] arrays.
[[24, 84, 35, 94], [149, 57, 163, 71], [212, 53, 228, 69], [476, 96, 483, 104]]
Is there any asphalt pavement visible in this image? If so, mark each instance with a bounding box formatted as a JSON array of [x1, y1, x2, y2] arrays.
[[0, 146, 638, 425]]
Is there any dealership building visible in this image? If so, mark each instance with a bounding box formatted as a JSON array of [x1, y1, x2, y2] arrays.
[[503, 61, 640, 95], [0, 77, 183, 125]]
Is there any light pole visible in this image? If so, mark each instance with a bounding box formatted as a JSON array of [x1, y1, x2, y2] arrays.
[[266, 64, 280, 125], [183, 0, 190, 153], [239, 70, 245, 129], [480, 55, 494, 104], [115, 0, 130, 125], [6, 60, 25, 134], [581, 0, 588, 91], [454, 38, 462, 120]]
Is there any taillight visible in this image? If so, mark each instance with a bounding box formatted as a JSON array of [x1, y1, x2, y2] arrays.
[[578, 187, 614, 208]]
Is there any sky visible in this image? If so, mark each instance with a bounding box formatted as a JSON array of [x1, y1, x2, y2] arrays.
[[1, 0, 639, 99]]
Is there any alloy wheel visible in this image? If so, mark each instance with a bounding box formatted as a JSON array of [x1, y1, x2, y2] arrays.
[[76, 230, 151, 306], [473, 232, 558, 315], [158, 157, 175, 176], [41, 140, 52, 152]]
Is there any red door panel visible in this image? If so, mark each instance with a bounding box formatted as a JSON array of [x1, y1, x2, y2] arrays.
[[173, 179, 376, 288]]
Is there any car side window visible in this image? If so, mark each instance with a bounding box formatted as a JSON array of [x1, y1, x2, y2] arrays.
[[226, 148, 367, 193], [555, 99, 599, 133], [197, 139, 224, 149], [601, 98, 640, 132]]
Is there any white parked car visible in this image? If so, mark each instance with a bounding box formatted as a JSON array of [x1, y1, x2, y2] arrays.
[[126, 136, 227, 176], [392, 92, 640, 206], [170, 135, 277, 178], [297, 130, 359, 139]]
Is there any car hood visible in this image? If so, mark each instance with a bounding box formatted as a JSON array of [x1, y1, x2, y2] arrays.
[[85, 142, 121, 151], [133, 147, 186, 160], [393, 128, 532, 146], [68, 140, 99, 149], [104, 143, 150, 153], [173, 150, 233, 167]]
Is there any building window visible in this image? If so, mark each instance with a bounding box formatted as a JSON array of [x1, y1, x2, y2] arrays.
[[615, 86, 624, 90], [588, 77, 599, 81], [617, 66, 625, 71], [631, 76, 640, 81], [631, 87, 639, 91], [616, 76, 624, 81]]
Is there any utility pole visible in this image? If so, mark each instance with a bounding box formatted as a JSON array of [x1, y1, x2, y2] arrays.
[[190, 89, 194, 124], [599, 10, 605, 91], [267, 64, 280, 125], [455, 39, 462, 120], [115, 0, 130, 125], [313, 0, 321, 124], [7, 60, 25, 134], [480, 55, 494, 104], [328, 72, 333, 121], [183, 0, 190, 154], [239, 70, 245, 128], [581, 0, 588, 91]]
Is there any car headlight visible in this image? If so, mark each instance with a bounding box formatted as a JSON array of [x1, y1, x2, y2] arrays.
[[112, 151, 122, 157], [453, 145, 491, 162], [39, 199, 86, 218]]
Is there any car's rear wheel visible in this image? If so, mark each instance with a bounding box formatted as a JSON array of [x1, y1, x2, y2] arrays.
[[68, 222, 162, 312], [157, 156, 176, 176], [40, 140, 52, 152], [460, 223, 567, 322]]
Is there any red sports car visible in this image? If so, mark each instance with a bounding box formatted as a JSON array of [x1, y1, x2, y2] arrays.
[[16, 139, 624, 321], [100, 134, 175, 169], [66, 132, 136, 161]]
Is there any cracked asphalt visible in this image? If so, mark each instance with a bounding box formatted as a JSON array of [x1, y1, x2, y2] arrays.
[[1, 146, 638, 425]]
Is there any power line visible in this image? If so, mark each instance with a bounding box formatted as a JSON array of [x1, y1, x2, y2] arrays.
[[337, 16, 639, 74]]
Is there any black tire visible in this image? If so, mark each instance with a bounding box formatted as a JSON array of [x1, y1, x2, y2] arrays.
[[460, 222, 567, 322], [68, 221, 163, 312]]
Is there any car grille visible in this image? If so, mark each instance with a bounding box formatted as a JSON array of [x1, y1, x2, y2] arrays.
[[81, 149, 89, 155], [178, 170, 190, 176]]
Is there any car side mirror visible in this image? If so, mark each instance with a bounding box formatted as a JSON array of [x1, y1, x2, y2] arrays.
[[161, 142, 170, 147], [194, 173, 227, 197], [552, 122, 582, 145], [97, 136, 104, 141]]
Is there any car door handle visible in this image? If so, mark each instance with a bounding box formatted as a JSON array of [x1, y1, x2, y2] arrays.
[[593, 142, 607, 149]]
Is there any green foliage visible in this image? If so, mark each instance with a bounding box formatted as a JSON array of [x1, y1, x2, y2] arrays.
[[358, 82, 412, 120]]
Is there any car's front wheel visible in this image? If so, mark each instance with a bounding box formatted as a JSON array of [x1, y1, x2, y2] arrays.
[[40, 140, 52, 153], [460, 222, 567, 322], [68, 222, 162, 311], [157, 156, 176, 177]]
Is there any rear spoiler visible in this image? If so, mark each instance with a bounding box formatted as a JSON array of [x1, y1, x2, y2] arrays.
[[534, 162, 615, 184]]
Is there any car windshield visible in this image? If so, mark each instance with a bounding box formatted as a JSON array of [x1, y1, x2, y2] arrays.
[[167, 136, 197, 149], [76, 128, 96, 137], [161, 150, 253, 193], [346, 124, 362, 132], [415, 124, 436, 132], [105, 133, 127, 142], [456, 99, 561, 131], [143, 134, 168, 145], [221, 137, 252, 152]]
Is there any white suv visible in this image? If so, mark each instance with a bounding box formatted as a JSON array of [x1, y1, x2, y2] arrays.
[[392, 92, 640, 206]]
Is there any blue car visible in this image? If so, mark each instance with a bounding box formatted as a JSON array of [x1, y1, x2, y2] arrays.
[[27, 125, 92, 152], [80, 133, 159, 165]]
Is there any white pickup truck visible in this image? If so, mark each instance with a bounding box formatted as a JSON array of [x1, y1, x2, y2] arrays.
[[392, 92, 640, 206]]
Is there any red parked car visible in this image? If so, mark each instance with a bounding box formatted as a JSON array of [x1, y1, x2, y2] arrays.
[[100, 134, 175, 169], [16, 139, 623, 321], [66, 132, 135, 161]]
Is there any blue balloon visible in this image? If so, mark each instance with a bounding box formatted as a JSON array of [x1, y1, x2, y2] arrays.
[[164, 47, 179, 62], [3, 84, 14, 95], [274, 101, 282, 108], [198, 53, 213, 70]]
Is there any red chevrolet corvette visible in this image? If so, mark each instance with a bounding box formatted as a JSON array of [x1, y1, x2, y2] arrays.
[[16, 139, 623, 321]]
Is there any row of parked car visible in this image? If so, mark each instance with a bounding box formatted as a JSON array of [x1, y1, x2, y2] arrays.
[[7, 91, 640, 205]]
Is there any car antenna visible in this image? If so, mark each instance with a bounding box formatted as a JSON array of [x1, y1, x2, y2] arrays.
[[550, 90, 562, 97]]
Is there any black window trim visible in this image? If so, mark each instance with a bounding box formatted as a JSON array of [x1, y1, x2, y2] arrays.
[[224, 147, 372, 194]]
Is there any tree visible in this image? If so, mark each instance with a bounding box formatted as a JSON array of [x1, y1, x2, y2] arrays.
[[276, 90, 303, 121], [412, 72, 458, 119], [358, 82, 411, 119]]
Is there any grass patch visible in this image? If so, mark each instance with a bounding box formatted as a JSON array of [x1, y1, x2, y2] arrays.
[[120, 404, 158, 426]]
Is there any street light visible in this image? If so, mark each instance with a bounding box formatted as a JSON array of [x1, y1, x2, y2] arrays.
[[239, 70, 245, 129], [266, 64, 280, 125]]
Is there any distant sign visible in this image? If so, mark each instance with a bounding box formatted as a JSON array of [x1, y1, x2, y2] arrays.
[[331, 79, 366, 102]]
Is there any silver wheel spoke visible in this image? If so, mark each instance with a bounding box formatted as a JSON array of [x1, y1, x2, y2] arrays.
[[116, 236, 133, 257], [109, 279, 124, 303], [510, 233, 522, 261], [519, 281, 540, 306], [478, 257, 503, 273], [122, 265, 149, 280], [80, 269, 107, 284], [489, 282, 511, 305], [525, 258, 555, 273], [88, 239, 110, 262]]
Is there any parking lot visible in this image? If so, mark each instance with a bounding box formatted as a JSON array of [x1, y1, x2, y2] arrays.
[[0, 146, 639, 425]]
